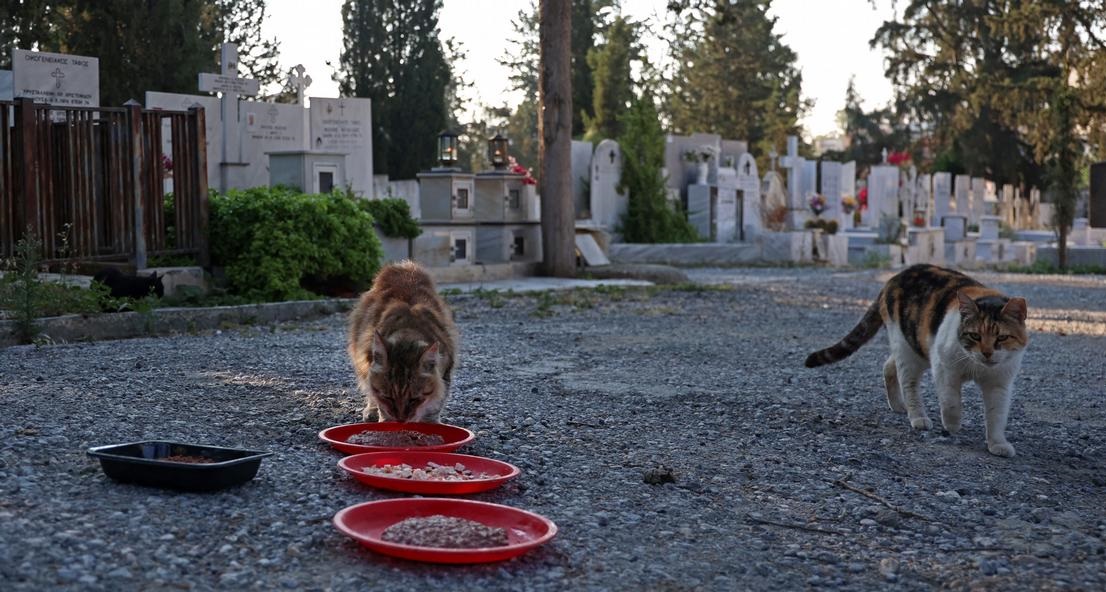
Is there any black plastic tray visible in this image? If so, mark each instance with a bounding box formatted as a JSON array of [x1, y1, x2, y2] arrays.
[[87, 440, 273, 492]]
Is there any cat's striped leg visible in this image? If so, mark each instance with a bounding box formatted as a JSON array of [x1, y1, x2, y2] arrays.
[[896, 356, 931, 430], [883, 356, 907, 413]]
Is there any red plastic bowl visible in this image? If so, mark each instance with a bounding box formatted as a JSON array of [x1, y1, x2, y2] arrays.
[[333, 498, 557, 564], [338, 451, 521, 495], [319, 422, 475, 455]]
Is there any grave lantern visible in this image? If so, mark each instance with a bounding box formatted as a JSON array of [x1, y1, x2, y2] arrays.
[[437, 129, 460, 168], [488, 133, 509, 170]]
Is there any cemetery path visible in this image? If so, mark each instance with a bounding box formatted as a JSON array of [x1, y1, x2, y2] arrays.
[[1, 267, 1104, 591]]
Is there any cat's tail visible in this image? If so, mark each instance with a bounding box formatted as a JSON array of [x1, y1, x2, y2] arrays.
[[804, 297, 884, 368]]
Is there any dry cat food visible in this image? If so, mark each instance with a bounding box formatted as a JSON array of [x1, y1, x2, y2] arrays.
[[161, 454, 215, 464], [381, 515, 509, 548], [362, 461, 493, 481], [346, 430, 445, 447]]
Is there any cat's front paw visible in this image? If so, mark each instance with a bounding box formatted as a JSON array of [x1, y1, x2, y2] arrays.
[[987, 441, 1016, 458], [909, 416, 933, 430]]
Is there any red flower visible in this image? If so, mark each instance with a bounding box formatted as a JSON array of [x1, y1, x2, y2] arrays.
[[887, 151, 911, 166], [507, 156, 537, 185], [857, 187, 868, 211]]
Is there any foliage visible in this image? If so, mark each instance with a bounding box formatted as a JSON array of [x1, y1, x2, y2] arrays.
[[1045, 85, 1079, 269], [617, 94, 700, 243], [664, 0, 808, 168], [823, 78, 912, 170], [209, 187, 382, 301], [804, 219, 839, 235], [1, 1, 279, 106], [584, 15, 640, 142], [336, 0, 453, 179], [872, 0, 1106, 190], [359, 198, 421, 239]]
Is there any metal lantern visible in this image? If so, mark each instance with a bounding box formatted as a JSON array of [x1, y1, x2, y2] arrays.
[[488, 132, 509, 170], [437, 129, 459, 168]]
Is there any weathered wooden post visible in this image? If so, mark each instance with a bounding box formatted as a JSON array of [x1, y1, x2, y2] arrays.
[[190, 104, 211, 267], [16, 98, 40, 243], [125, 99, 147, 270]]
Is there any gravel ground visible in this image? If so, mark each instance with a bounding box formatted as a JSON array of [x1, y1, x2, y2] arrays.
[[1, 266, 1105, 591]]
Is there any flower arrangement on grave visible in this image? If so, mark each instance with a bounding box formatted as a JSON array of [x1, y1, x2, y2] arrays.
[[507, 156, 537, 186], [841, 195, 858, 214], [683, 145, 717, 163], [804, 218, 839, 235], [857, 186, 868, 211], [808, 194, 828, 217], [887, 150, 911, 167], [161, 154, 173, 175], [912, 211, 927, 227]]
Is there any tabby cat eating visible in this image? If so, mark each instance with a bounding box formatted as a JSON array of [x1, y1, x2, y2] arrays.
[[805, 265, 1029, 457], [348, 261, 458, 423]]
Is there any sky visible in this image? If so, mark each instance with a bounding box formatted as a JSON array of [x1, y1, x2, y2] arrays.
[[263, 0, 897, 138]]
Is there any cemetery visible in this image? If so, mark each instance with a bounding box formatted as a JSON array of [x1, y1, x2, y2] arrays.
[[2, 2, 1106, 591]]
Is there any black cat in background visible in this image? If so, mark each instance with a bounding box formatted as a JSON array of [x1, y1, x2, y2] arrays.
[[92, 268, 164, 299]]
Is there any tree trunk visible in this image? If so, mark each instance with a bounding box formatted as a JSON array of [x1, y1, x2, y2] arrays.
[[539, 0, 575, 278], [1058, 223, 1068, 270]]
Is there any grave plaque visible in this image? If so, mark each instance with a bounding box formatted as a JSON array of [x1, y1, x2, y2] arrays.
[[309, 96, 374, 196], [237, 101, 304, 189], [933, 173, 952, 225], [866, 165, 900, 227], [12, 49, 99, 107]]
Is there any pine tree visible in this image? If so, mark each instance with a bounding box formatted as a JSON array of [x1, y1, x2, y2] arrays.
[[217, 0, 282, 92], [665, 0, 807, 163], [618, 94, 698, 243], [336, 0, 453, 179], [0, 0, 63, 69], [584, 15, 638, 143]]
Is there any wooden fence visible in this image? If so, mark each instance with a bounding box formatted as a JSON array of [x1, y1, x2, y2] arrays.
[[0, 98, 209, 268]]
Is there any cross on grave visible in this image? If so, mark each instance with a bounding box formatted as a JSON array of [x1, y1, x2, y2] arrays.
[[50, 67, 65, 89], [768, 148, 778, 173], [881, 147, 889, 164], [198, 43, 259, 191], [778, 135, 804, 208], [289, 64, 312, 105]]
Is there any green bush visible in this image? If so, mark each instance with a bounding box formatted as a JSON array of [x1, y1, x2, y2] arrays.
[[617, 93, 700, 243], [360, 198, 421, 239], [209, 187, 382, 301]]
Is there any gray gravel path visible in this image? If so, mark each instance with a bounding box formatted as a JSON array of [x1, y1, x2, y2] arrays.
[[2, 267, 1105, 591]]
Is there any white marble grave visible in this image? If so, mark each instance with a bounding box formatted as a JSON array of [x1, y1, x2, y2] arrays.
[[591, 139, 627, 233], [309, 96, 373, 196]]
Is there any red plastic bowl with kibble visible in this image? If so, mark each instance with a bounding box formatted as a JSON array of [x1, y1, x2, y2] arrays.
[[318, 422, 475, 455], [338, 451, 521, 495], [333, 498, 557, 564]]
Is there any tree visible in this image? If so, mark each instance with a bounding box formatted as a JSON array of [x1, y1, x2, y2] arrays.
[[665, 0, 808, 164], [618, 93, 698, 243], [824, 78, 912, 169], [539, 0, 574, 277], [59, 0, 220, 106], [873, 0, 1106, 268], [336, 0, 453, 179], [0, 0, 62, 69], [584, 15, 638, 143], [217, 0, 282, 92], [1046, 86, 1079, 269]]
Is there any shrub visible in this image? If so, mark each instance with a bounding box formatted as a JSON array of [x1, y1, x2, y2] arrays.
[[804, 218, 839, 234], [360, 198, 421, 239], [209, 187, 382, 301], [617, 93, 700, 243]]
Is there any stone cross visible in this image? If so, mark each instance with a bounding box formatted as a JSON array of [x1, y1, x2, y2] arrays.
[[198, 43, 259, 191], [881, 147, 888, 164], [768, 148, 778, 173], [50, 67, 64, 89], [779, 136, 803, 208], [289, 64, 312, 105]]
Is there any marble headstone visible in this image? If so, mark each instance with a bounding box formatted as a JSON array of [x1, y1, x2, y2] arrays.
[[736, 153, 761, 239], [12, 49, 99, 108], [932, 172, 952, 226], [971, 177, 986, 225], [954, 175, 971, 217], [309, 97, 373, 197], [236, 101, 305, 189], [571, 140, 594, 219], [866, 165, 900, 227], [591, 139, 627, 232]]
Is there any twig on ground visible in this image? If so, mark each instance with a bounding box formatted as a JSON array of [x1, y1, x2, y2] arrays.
[[831, 475, 938, 523], [745, 515, 847, 536]]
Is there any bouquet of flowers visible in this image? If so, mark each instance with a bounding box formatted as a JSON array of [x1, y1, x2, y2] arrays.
[[683, 145, 717, 163], [507, 156, 537, 186], [841, 195, 858, 214], [809, 194, 828, 216], [857, 187, 868, 211], [888, 150, 911, 167]]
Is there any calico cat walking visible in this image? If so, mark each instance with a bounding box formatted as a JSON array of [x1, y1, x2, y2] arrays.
[[348, 261, 458, 423], [805, 265, 1029, 457]]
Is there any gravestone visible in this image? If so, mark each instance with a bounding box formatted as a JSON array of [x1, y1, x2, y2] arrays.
[[779, 136, 807, 228], [1029, 188, 1042, 228], [841, 161, 857, 228], [198, 43, 259, 190], [309, 96, 373, 196], [954, 175, 971, 218], [901, 166, 918, 222], [760, 171, 788, 233], [12, 48, 99, 107], [664, 133, 721, 194], [820, 161, 843, 226], [0, 70, 12, 100], [916, 174, 932, 225], [932, 172, 952, 226], [236, 101, 305, 189], [736, 153, 761, 240], [866, 165, 900, 228], [591, 139, 627, 232], [146, 91, 222, 192], [1089, 162, 1106, 228], [571, 140, 594, 219], [970, 177, 986, 226], [715, 167, 739, 242]]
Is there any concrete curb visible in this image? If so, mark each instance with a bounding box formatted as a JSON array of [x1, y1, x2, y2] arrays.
[[0, 298, 356, 348]]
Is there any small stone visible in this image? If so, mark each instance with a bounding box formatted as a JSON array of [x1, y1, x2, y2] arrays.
[[860, 518, 877, 526]]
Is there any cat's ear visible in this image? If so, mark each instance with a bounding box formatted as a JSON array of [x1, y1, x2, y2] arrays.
[[371, 331, 388, 367], [957, 291, 978, 317], [1001, 297, 1027, 323], [420, 342, 440, 373]]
